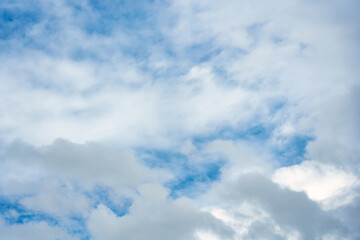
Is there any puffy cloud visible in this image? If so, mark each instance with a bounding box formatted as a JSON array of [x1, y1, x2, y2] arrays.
[[273, 161, 359, 209], [332, 194, 360, 240], [0, 139, 171, 228], [210, 173, 342, 239], [0, 0, 360, 239], [87, 184, 234, 240], [2, 139, 170, 191]]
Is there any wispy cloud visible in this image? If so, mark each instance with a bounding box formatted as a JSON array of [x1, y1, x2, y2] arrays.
[[0, 0, 359, 239]]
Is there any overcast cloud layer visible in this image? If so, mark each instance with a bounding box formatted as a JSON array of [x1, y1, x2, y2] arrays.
[[0, 0, 359, 239]]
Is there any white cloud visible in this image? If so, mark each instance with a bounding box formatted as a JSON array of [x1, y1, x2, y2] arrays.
[[273, 161, 359, 209], [0, 0, 358, 151], [0, 0, 360, 239], [205, 139, 272, 180], [207, 173, 343, 239]]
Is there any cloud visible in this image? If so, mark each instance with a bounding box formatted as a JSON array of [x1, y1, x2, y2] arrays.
[[332, 194, 360, 239], [19, 190, 90, 218], [0, 139, 171, 230], [2, 139, 170, 191], [0, 217, 77, 240], [87, 184, 234, 240], [210, 173, 342, 239], [273, 161, 359, 209], [205, 139, 271, 175], [306, 85, 360, 168], [0, 0, 360, 239]]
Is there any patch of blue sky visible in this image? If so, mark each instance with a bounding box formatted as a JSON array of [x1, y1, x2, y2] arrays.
[[192, 122, 313, 167], [193, 123, 274, 148], [0, 3, 42, 40], [86, 185, 132, 217], [0, 4, 63, 55], [0, 0, 158, 56], [137, 150, 188, 169], [63, 216, 91, 240], [136, 149, 226, 198], [76, 1, 230, 74], [166, 160, 225, 198], [83, 0, 156, 36], [0, 196, 91, 239], [0, 196, 57, 225], [68, 2, 173, 68], [273, 135, 314, 167]]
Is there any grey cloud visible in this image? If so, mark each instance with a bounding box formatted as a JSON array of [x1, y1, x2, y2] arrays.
[[88, 184, 235, 240], [0, 139, 171, 219], [330, 188, 360, 239], [2, 139, 170, 190], [244, 220, 285, 240], [214, 173, 342, 239], [0, 0, 359, 239], [306, 85, 360, 170]]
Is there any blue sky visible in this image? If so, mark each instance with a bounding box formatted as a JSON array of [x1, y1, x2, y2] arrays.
[[0, 0, 360, 239]]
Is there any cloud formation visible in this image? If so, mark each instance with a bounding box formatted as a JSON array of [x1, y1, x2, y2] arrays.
[[0, 0, 359, 239]]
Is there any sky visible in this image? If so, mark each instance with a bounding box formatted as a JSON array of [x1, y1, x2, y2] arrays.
[[0, 0, 360, 239]]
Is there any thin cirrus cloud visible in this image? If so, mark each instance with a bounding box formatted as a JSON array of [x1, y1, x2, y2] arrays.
[[0, 0, 360, 239]]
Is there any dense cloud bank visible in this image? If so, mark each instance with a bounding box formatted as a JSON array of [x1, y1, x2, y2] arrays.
[[0, 0, 359, 239]]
